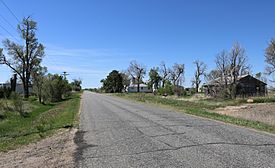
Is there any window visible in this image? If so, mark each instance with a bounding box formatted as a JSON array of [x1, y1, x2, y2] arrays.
[[141, 87, 143, 90]]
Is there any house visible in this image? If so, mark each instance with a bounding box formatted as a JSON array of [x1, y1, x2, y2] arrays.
[[126, 84, 152, 93], [0, 74, 32, 95], [203, 74, 267, 97], [0, 83, 32, 94]]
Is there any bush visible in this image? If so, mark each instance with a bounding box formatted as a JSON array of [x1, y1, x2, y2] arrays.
[[0, 86, 12, 98], [42, 74, 72, 102], [252, 97, 275, 103], [10, 92, 27, 117], [0, 100, 7, 119], [158, 84, 174, 96], [173, 86, 186, 97]]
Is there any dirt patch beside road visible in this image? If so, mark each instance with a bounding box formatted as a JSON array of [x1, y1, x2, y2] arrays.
[[214, 103, 275, 126], [0, 128, 77, 168]]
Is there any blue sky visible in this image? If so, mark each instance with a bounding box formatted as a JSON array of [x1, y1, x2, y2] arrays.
[[0, 0, 274, 88]]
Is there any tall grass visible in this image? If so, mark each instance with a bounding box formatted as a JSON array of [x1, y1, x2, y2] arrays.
[[0, 93, 81, 152]]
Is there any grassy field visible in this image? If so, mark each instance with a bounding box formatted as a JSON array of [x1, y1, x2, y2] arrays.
[[115, 93, 275, 134], [0, 93, 81, 152]]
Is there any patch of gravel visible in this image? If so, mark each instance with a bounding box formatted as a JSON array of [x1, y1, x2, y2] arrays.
[[214, 103, 275, 126], [0, 128, 77, 168]]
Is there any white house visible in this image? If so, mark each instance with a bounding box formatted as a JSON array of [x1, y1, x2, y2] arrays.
[[127, 84, 152, 93]]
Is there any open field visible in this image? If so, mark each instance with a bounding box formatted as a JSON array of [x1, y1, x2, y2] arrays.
[[115, 93, 275, 134], [0, 93, 81, 152]]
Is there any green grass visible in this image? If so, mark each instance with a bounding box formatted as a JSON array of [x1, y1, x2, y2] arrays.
[[0, 93, 81, 152], [115, 93, 275, 134]]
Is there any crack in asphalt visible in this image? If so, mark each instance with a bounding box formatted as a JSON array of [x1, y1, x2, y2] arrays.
[[75, 92, 275, 167], [83, 142, 275, 159]]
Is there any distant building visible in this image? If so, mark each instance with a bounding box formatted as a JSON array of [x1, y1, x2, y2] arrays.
[[203, 74, 267, 97], [126, 84, 152, 93], [0, 74, 32, 94]]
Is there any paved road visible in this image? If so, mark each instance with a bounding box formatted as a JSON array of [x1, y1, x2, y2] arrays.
[[75, 91, 275, 168]]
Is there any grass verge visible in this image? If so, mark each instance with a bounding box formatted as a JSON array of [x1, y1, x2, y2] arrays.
[[114, 93, 275, 134], [0, 92, 81, 152]]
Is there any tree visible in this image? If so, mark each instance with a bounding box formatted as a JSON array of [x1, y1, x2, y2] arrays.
[[228, 43, 249, 98], [192, 60, 207, 92], [120, 71, 131, 91], [127, 61, 146, 92], [265, 39, 275, 79], [215, 50, 230, 87], [159, 62, 170, 87], [101, 70, 123, 93], [43, 74, 71, 102], [71, 79, 82, 91], [255, 72, 267, 84], [0, 17, 44, 98], [169, 63, 184, 86], [32, 66, 47, 103], [148, 67, 161, 91], [206, 69, 221, 82]]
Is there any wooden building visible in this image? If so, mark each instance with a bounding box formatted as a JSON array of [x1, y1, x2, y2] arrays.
[[203, 74, 267, 97]]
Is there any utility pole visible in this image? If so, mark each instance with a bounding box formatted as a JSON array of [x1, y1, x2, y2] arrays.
[[62, 71, 69, 79]]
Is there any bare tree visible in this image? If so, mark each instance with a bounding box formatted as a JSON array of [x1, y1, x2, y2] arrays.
[[206, 69, 221, 82], [159, 61, 170, 87], [169, 63, 184, 86], [265, 39, 275, 79], [215, 50, 229, 87], [0, 17, 45, 98], [228, 43, 249, 98], [127, 61, 146, 92], [192, 60, 206, 92]]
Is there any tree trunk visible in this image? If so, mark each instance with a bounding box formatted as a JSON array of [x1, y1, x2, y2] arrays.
[[137, 82, 140, 92], [162, 80, 165, 88], [24, 83, 29, 98], [196, 83, 199, 93]]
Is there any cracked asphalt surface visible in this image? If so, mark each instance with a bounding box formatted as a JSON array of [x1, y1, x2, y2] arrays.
[[75, 91, 275, 167]]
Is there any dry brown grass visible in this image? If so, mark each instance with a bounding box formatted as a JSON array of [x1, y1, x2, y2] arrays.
[[214, 103, 275, 126]]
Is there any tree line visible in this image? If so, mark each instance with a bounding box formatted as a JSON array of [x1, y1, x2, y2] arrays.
[[0, 17, 82, 103], [101, 41, 275, 99]]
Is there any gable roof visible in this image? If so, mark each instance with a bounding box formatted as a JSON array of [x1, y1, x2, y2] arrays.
[[204, 74, 267, 86]]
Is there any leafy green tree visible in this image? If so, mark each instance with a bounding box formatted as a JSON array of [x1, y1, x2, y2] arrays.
[[102, 70, 124, 93], [0, 17, 45, 98], [148, 67, 161, 91], [120, 71, 131, 91], [32, 66, 47, 103], [71, 79, 82, 91], [43, 74, 71, 102]]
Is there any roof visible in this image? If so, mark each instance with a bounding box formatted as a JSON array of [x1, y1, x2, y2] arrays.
[[204, 74, 267, 86], [128, 84, 148, 87]]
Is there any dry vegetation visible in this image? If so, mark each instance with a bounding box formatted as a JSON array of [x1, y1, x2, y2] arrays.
[[215, 103, 275, 126]]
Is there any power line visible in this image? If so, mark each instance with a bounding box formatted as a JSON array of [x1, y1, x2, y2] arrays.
[[0, 14, 17, 32], [0, 0, 20, 23], [0, 23, 20, 43]]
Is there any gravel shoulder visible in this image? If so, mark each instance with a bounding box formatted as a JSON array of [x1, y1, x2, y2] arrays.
[[0, 128, 77, 168]]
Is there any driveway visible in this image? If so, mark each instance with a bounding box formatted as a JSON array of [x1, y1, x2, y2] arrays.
[[75, 91, 275, 167]]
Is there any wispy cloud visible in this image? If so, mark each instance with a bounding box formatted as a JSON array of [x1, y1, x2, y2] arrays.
[[41, 44, 150, 87]]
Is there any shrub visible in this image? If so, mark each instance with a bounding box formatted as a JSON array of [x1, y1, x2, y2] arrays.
[[158, 84, 174, 96], [0, 86, 12, 98], [173, 86, 186, 96], [10, 92, 27, 117]]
